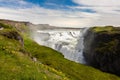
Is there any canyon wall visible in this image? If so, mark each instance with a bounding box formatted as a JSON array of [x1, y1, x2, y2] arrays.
[[83, 26, 120, 76]]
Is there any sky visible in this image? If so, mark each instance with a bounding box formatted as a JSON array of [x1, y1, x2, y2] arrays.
[[0, 0, 120, 27]]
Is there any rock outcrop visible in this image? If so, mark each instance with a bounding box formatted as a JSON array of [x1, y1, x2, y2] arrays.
[[83, 26, 120, 76], [1, 31, 24, 46]]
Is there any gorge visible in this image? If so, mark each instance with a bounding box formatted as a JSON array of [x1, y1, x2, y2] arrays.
[[31, 24, 120, 76], [30, 24, 87, 64]]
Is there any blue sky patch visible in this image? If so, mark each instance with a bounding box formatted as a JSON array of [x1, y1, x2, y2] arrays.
[[25, 0, 78, 6], [79, 9, 96, 13], [25, 0, 79, 10]]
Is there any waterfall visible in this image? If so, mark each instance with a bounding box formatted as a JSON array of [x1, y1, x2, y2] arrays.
[[75, 28, 89, 63], [32, 28, 88, 64], [57, 28, 88, 64]]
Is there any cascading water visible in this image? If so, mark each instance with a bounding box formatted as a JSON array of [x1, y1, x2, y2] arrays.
[[75, 28, 89, 63], [32, 28, 88, 64]]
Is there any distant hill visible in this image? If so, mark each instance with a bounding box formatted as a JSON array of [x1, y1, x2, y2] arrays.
[[0, 19, 82, 30]]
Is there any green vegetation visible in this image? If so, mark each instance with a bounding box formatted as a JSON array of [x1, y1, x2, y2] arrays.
[[92, 26, 114, 32], [0, 22, 12, 29], [91, 26, 120, 35], [95, 39, 119, 54], [0, 21, 120, 80]]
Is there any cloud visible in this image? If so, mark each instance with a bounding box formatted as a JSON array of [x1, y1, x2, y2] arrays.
[[73, 0, 120, 6], [0, 0, 34, 8], [72, 0, 120, 13], [0, 6, 100, 27], [0, 0, 100, 27], [70, 0, 120, 27], [0, 0, 120, 27], [91, 13, 120, 26]]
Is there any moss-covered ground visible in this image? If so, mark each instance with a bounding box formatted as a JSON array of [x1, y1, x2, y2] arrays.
[[91, 26, 120, 34]]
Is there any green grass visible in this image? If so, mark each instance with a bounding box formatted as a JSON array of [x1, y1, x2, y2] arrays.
[[0, 22, 120, 80], [91, 26, 120, 35], [92, 26, 114, 32], [95, 39, 119, 54], [0, 22, 12, 29]]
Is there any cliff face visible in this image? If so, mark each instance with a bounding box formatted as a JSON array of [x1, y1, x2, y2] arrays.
[[83, 26, 120, 76]]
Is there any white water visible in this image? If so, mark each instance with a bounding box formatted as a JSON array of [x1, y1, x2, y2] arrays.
[[32, 28, 88, 64]]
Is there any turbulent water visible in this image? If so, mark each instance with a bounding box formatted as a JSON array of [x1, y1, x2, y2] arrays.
[[32, 28, 87, 64]]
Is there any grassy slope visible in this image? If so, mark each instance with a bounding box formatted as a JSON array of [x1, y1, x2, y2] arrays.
[[0, 21, 120, 80], [0, 23, 69, 80]]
